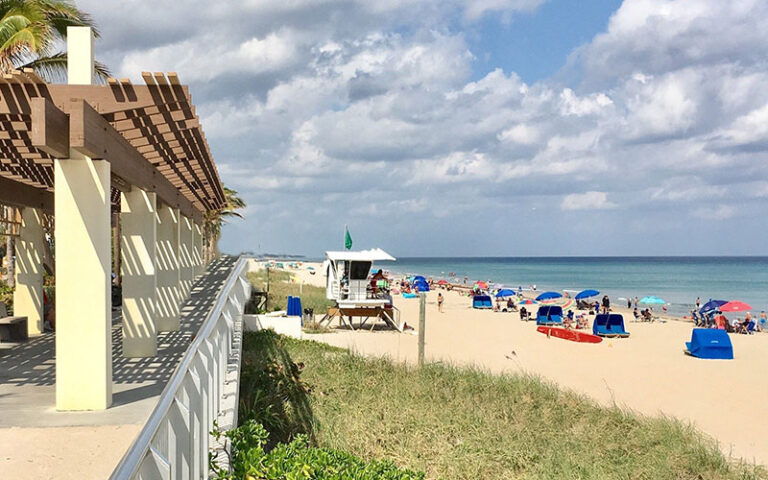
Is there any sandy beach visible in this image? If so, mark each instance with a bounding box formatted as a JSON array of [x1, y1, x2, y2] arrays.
[[265, 261, 768, 466]]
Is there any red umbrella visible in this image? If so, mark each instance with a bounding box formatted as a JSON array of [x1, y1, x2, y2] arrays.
[[719, 301, 752, 312], [475, 281, 488, 289], [437, 279, 448, 285]]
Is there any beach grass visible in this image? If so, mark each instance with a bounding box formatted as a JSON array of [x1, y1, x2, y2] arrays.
[[240, 329, 766, 480], [247, 269, 335, 314]]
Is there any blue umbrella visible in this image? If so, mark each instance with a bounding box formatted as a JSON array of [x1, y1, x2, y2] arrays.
[[699, 299, 727, 314], [536, 291, 562, 301], [575, 289, 600, 300], [495, 288, 516, 298], [639, 296, 665, 305]]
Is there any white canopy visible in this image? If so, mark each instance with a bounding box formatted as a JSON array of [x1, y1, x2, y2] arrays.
[[325, 248, 396, 262]]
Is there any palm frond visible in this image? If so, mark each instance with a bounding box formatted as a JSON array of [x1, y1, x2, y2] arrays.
[[19, 52, 112, 82]]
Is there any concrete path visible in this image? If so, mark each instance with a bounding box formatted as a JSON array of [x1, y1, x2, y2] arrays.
[[0, 256, 236, 478]]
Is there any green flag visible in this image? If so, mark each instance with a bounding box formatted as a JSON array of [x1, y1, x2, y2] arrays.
[[344, 226, 352, 250]]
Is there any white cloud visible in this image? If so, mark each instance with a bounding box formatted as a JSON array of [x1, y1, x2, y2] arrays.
[[77, 0, 768, 254], [560, 191, 617, 211]]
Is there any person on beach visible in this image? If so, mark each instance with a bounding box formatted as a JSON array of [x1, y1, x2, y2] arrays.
[[758, 311, 767, 332], [696, 297, 701, 309], [437, 292, 444, 313], [506, 297, 516, 311], [602, 295, 610, 314], [633, 296, 639, 308], [627, 298, 631, 309]]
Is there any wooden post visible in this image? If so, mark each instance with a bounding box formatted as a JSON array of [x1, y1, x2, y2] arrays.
[[418, 292, 426, 367]]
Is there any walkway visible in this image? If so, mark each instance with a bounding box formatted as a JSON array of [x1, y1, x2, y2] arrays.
[[0, 256, 237, 479]]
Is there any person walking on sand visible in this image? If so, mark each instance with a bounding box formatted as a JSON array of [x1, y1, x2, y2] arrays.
[[602, 295, 610, 314], [437, 292, 444, 313], [696, 297, 701, 310]]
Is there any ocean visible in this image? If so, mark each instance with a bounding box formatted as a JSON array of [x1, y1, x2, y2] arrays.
[[386, 257, 768, 317]]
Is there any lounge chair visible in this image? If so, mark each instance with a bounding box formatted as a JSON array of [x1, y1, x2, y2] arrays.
[[684, 328, 733, 359], [607, 314, 630, 337], [473, 295, 493, 309], [592, 314, 611, 336]]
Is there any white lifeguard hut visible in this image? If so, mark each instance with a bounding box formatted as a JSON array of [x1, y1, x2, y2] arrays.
[[320, 248, 402, 331]]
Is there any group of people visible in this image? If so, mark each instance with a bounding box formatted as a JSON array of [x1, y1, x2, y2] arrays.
[[693, 310, 765, 334]]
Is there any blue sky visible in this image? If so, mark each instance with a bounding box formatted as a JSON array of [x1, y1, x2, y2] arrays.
[[468, 0, 622, 83], [81, 0, 768, 257]]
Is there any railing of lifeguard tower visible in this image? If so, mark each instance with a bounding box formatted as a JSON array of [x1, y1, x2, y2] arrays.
[[109, 256, 251, 480]]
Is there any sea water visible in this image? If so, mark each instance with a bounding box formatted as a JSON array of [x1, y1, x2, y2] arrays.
[[387, 257, 768, 317]]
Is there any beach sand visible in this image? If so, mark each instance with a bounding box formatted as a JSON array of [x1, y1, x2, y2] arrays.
[[304, 284, 768, 466]]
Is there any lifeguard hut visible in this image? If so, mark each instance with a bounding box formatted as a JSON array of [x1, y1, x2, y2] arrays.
[[320, 248, 402, 331]]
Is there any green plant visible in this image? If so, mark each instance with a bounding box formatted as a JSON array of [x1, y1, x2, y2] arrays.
[[0, 277, 12, 311], [210, 420, 424, 480], [247, 270, 335, 314]]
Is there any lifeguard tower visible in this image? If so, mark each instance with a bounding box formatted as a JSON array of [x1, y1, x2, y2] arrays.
[[320, 248, 403, 331]]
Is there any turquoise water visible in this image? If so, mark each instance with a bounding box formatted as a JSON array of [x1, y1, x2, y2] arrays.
[[386, 257, 768, 316]]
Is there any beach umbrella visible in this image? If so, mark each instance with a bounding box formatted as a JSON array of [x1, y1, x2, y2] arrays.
[[575, 289, 599, 300], [307, 266, 314, 270], [639, 296, 665, 305], [719, 301, 752, 312], [474, 281, 489, 289], [519, 299, 538, 305], [536, 291, 562, 301], [437, 279, 448, 285], [495, 288, 516, 298], [699, 299, 726, 314]]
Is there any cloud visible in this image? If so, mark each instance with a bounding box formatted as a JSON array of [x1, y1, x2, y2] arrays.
[[560, 191, 617, 211], [75, 0, 768, 255]]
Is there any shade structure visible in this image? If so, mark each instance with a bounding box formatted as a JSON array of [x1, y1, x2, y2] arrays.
[[719, 301, 752, 312], [413, 275, 427, 283], [495, 288, 516, 298], [536, 291, 562, 301], [437, 279, 448, 285], [639, 296, 665, 304], [575, 289, 600, 300], [699, 299, 726, 314], [519, 299, 538, 305], [474, 281, 489, 289]]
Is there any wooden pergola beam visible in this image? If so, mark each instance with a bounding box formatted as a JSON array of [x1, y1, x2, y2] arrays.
[[0, 174, 52, 212], [68, 99, 202, 223], [30, 97, 69, 158]]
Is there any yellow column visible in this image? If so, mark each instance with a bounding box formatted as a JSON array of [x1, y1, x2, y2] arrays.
[[156, 205, 180, 331], [14, 207, 45, 335], [55, 25, 111, 411], [179, 215, 193, 297], [55, 151, 112, 410], [121, 189, 157, 357]]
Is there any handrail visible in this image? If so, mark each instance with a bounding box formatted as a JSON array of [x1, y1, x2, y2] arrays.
[[110, 255, 251, 480]]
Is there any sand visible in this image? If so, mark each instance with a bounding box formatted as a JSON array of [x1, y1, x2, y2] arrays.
[[300, 280, 768, 466]]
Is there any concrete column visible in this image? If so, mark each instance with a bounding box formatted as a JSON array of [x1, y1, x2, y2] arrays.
[[120, 189, 157, 357], [14, 207, 45, 335], [179, 215, 193, 298], [54, 151, 112, 410], [156, 205, 180, 331], [55, 26, 112, 411]]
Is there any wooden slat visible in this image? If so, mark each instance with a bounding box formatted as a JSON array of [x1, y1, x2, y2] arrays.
[[30, 97, 69, 158]]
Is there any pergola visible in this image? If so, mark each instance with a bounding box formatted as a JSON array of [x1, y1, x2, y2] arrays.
[[0, 28, 226, 410]]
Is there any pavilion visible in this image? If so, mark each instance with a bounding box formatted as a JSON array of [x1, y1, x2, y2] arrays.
[[0, 27, 225, 411]]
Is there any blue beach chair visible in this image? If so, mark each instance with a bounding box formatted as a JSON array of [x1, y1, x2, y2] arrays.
[[473, 295, 492, 309], [547, 306, 564, 325], [593, 314, 611, 336], [607, 314, 630, 337], [684, 328, 733, 359]]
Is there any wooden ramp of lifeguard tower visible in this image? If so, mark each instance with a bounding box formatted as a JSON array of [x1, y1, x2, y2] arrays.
[[319, 306, 403, 332]]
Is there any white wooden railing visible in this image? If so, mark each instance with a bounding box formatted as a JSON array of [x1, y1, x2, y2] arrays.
[[110, 256, 251, 480]]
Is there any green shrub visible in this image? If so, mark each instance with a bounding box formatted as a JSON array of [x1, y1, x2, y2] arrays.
[[211, 420, 424, 480], [0, 278, 12, 312]]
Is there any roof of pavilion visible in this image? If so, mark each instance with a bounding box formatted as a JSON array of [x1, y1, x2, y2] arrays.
[[0, 69, 225, 220]]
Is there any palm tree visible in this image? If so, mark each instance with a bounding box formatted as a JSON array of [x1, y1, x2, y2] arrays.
[[1, 0, 108, 285], [203, 187, 246, 262], [0, 0, 110, 81]]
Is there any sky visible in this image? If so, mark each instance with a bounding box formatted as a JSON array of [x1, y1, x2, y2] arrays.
[[78, 0, 768, 257]]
